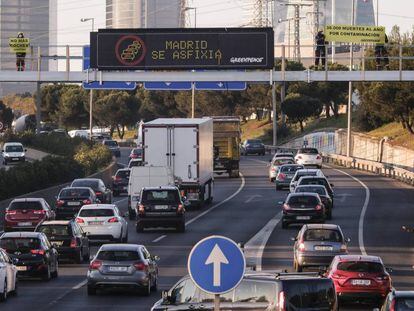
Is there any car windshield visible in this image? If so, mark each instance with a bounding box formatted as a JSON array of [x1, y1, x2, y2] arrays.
[[132, 148, 142, 156], [5, 145, 23, 152], [0, 238, 41, 252], [37, 225, 70, 236], [72, 180, 99, 190], [97, 250, 140, 261], [280, 165, 302, 173], [294, 172, 317, 181], [117, 170, 130, 178], [8, 201, 43, 210], [273, 159, 294, 166], [285, 279, 335, 309], [299, 148, 319, 154], [296, 186, 327, 196], [397, 298, 414, 310], [288, 195, 318, 205], [275, 154, 293, 158], [60, 188, 90, 198], [300, 178, 327, 186], [104, 141, 118, 147], [129, 160, 143, 167], [337, 261, 384, 273], [141, 190, 179, 204], [304, 229, 342, 242], [247, 140, 262, 144], [79, 209, 114, 217]]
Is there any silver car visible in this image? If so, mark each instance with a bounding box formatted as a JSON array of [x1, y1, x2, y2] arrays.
[[292, 224, 349, 272], [275, 164, 304, 190], [87, 244, 159, 296], [268, 157, 295, 182]]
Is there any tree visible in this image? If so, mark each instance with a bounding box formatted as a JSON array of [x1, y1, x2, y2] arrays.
[[0, 100, 14, 130], [40, 84, 64, 123], [137, 89, 185, 120], [282, 93, 322, 132], [59, 86, 89, 129]]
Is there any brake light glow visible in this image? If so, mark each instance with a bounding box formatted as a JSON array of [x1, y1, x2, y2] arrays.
[[315, 204, 322, 211], [33, 210, 46, 215], [76, 217, 85, 224], [30, 249, 45, 255], [133, 262, 148, 271], [282, 203, 291, 211], [138, 204, 145, 215], [331, 273, 347, 279], [6, 210, 16, 215], [56, 200, 64, 207], [95, 191, 102, 196], [390, 299, 395, 311], [177, 204, 185, 214], [70, 238, 78, 248], [376, 275, 390, 282], [298, 242, 305, 252], [277, 173, 286, 181], [83, 199, 91, 205], [278, 291, 285, 311], [108, 217, 119, 223], [114, 176, 122, 182], [89, 260, 102, 270]]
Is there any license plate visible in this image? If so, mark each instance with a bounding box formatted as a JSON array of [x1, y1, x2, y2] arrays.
[[88, 221, 103, 225], [16, 266, 27, 271], [12, 158, 19, 161], [51, 241, 64, 247], [154, 205, 169, 210], [67, 201, 80, 206], [109, 266, 128, 272], [296, 216, 311, 220], [352, 279, 371, 286], [314, 245, 333, 251], [18, 222, 32, 226]]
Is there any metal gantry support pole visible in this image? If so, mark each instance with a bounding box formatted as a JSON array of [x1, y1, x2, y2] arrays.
[[346, 0, 355, 158], [191, 82, 195, 118], [214, 294, 220, 311]]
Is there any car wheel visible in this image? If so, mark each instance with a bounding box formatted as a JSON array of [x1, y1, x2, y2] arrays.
[[113, 191, 119, 197], [176, 221, 186, 233], [51, 261, 58, 278], [87, 285, 97, 296], [295, 263, 303, 272], [281, 221, 288, 229], [11, 279, 17, 296], [82, 248, 90, 262], [151, 274, 158, 291], [42, 265, 51, 281], [136, 223, 144, 233], [129, 210, 136, 221], [75, 250, 83, 264], [0, 279, 7, 302], [122, 231, 128, 243], [142, 281, 151, 296]]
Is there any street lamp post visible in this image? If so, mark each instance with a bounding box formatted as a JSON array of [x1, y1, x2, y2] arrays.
[[80, 18, 95, 139], [183, 7, 197, 118], [346, 0, 355, 157]]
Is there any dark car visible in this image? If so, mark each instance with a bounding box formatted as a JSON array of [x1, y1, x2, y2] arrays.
[[103, 139, 121, 157], [0, 232, 58, 281], [152, 271, 338, 310], [280, 192, 325, 229], [87, 244, 159, 296], [381, 290, 414, 310], [71, 178, 112, 204], [4, 198, 56, 232], [292, 224, 349, 272], [112, 169, 131, 197], [55, 187, 97, 220], [295, 184, 333, 219], [136, 186, 186, 233], [296, 176, 334, 200], [35, 220, 90, 264], [240, 139, 265, 156], [129, 147, 143, 160]]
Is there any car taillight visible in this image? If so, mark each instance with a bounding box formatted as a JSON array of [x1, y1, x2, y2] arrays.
[[89, 260, 102, 270], [108, 217, 119, 223], [390, 298, 395, 311], [315, 204, 322, 211], [83, 199, 91, 205], [316, 155, 322, 160], [282, 203, 291, 211], [56, 200, 64, 207], [95, 191, 102, 196], [177, 204, 185, 214], [70, 238, 78, 248], [376, 275, 390, 282], [133, 262, 148, 271], [180, 190, 185, 197], [6, 210, 16, 215], [138, 204, 145, 215], [76, 217, 84, 224], [114, 176, 122, 182], [30, 249, 45, 255], [278, 291, 285, 311], [332, 273, 347, 279], [271, 167, 276, 172], [340, 244, 347, 252], [277, 173, 286, 181], [33, 210, 46, 215], [131, 154, 137, 158], [298, 242, 305, 252]]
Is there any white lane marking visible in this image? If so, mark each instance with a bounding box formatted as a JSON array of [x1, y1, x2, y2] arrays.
[[72, 279, 87, 290], [244, 194, 262, 203], [244, 212, 282, 271], [325, 165, 370, 256], [152, 235, 167, 243], [113, 197, 128, 204], [245, 158, 270, 165], [185, 172, 246, 226]]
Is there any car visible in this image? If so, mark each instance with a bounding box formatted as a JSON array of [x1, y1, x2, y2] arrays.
[[268, 157, 295, 182], [0, 248, 18, 302], [71, 178, 112, 204], [381, 290, 414, 310], [103, 139, 121, 157], [55, 187, 98, 220], [112, 168, 131, 197], [4, 198, 56, 232], [290, 168, 325, 192], [275, 164, 304, 190], [0, 232, 58, 281], [35, 220, 90, 264], [129, 147, 143, 160], [128, 158, 144, 168], [136, 186, 186, 233], [1, 142, 26, 165], [76, 204, 128, 243], [292, 224, 349, 272], [152, 271, 338, 310], [280, 192, 325, 229], [326, 255, 392, 306], [295, 184, 333, 219], [295, 147, 323, 168], [272, 151, 295, 161], [296, 176, 334, 200], [87, 243, 159, 296], [240, 139, 265, 156], [68, 129, 89, 139], [91, 133, 111, 142]]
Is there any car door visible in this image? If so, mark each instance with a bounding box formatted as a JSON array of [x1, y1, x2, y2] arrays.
[[73, 222, 88, 255], [232, 279, 276, 311], [0, 251, 7, 293], [2, 251, 16, 293], [42, 235, 57, 270], [168, 278, 200, 310], [141, 247, 156, 280], [44, 200, 55, 220]]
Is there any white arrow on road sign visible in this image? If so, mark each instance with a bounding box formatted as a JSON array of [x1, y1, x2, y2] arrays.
[[165, 82, 171, 86], [205, 244, 229, 287], [217, 82, 224, 87]]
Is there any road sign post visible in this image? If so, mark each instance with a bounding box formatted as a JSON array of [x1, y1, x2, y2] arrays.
[[188, 235, 245, 311]]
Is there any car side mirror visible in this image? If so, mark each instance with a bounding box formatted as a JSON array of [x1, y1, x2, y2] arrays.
[[278, 201, 284, 205], [386, 267, 393, 273], [346, 237, 351, 243], [162, 290, 175, 304], [153, 255, 160, 261], [330, 183, 334, 188], [290, 237, 297, 241], [12, 258, 19, 265]]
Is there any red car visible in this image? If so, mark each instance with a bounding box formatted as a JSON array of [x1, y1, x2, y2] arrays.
[[327, 255, 392, 306], [128, 147, 143, 160], [4, 198, 56, 232]]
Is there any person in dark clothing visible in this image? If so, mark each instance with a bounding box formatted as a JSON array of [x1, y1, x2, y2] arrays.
[[375, 34, 389, 70], [315, 30, 327, 69], [16, 32, 26, 71]]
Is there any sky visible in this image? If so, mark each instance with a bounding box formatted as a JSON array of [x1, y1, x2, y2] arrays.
[[57, 0, 414, 47]]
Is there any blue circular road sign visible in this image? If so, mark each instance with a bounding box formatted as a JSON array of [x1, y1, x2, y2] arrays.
[[188, 235, 245, 294]]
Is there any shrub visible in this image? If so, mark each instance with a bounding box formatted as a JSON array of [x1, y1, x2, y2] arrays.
[[74, 143, 112, 176]]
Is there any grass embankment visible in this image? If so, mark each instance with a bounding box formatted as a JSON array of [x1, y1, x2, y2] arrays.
[[368, 122, 414, 150]]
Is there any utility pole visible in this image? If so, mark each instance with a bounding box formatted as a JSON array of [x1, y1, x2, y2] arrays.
[[346, 0, 355, 158]]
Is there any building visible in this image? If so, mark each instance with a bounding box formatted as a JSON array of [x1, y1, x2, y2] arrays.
[[106, 0, 186, 29], [0, 0, 57, 97]]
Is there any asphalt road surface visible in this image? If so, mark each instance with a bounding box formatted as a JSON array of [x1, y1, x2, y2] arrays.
[[3, 149, 414, 311]]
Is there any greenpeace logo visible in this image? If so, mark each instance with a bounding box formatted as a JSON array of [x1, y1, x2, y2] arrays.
[[230, 57, 264, 64]]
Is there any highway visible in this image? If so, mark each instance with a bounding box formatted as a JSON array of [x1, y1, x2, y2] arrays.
[[3, 148, 414, 310]]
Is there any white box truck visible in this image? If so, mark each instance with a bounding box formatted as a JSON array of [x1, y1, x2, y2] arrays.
[[143, 118, 214, 208], [127, 166, 174, 219]]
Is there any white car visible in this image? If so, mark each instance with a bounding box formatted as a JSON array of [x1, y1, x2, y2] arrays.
[[0, 248, 17, 302], [271, 152, 294, 162], [128, 158, 144, 168], [289, 168, 325, 192], [75, 204, 128, 243], [294, 148, 323, 168], [268, 157, 295, 182], [68, 129, 89, 139], [1, 142, 26, 165]]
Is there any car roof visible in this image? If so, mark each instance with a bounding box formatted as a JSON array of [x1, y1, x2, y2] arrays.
[[142, 186, 178, 191], [116, 168, 130, 172], [1, 232, 43, 238], [99, 243, 143, 252], [61, 186, 93, 191], [299, 176, 327, 180], [273, 157, 294, 161], [296, 184, 327, 190], [72, 178, 101, 182], [10, 197, 44, 203], [4, 142, 23, 146], [130, 159, 143, 162], [288, 192, 320, 198], [296, 169, 322, 173], [336, 255, 383, 263], [303, 223, 340, 230], [80, 204, 117, 210], [38, 220, 71, 226]]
